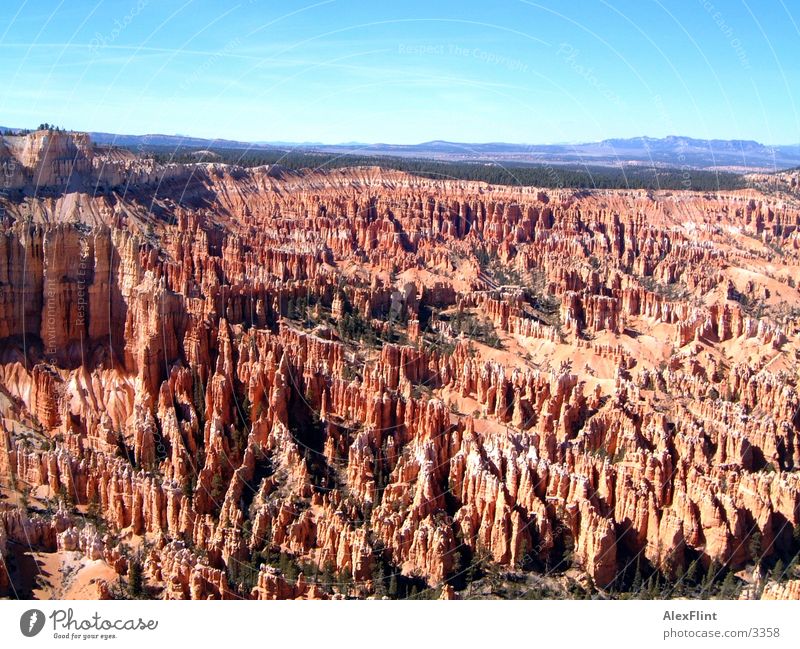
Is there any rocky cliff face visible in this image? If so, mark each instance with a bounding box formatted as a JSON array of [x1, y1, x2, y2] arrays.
[[1, 132, 799, 599]]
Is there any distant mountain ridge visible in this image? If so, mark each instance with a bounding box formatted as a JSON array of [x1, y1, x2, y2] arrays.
[[308, 136, 800, 170], [2, 127, 798, 171]]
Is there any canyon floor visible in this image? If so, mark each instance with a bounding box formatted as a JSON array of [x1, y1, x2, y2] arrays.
[[1, 130, 800, 600]]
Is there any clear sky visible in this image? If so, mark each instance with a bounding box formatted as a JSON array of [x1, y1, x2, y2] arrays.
[[0, 0, 797, 144]]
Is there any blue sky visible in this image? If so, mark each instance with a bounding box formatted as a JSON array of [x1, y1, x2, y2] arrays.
[[0, 0, 797, 144]]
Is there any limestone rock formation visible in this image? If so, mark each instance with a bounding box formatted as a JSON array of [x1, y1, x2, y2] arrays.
[[0, 131, 799, 599]]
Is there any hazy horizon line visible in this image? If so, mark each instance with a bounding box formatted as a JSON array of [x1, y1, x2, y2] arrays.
[[2, 123, 798, 149]]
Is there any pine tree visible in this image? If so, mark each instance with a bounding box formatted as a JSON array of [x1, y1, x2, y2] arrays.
[[127, 555, 144, 599], [686, 558, 699, 584], [788, 553, 799, 580], [372, 562, 386, 597], [321, 561, 335, 591], [649, 573, 661, 599], [338, 567, 353, 596], [771, 559, 785, 584], [192, 368, 206, 429], [749, 529, 763, 565], [703, 561, 720, 594], [210, 473, 224, 503], [720, 571, 738, 599], [631, 559, 643, 596], [663, 561, 681, 596]]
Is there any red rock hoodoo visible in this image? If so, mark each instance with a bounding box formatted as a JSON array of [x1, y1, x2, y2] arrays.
[[1, 131, 799, 599]]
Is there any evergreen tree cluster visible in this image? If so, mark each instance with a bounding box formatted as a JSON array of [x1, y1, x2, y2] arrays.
[[133, 144, 748, 191]]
